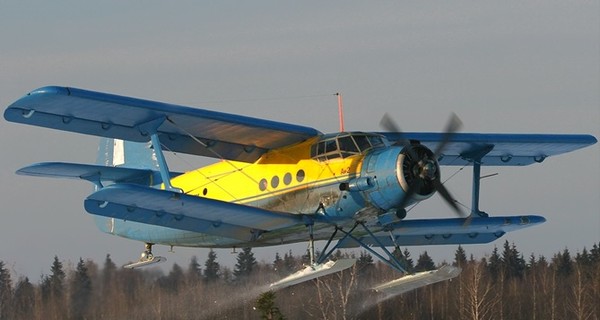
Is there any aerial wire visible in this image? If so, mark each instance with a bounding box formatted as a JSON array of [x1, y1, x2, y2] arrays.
[[193, 93, 334, 105]]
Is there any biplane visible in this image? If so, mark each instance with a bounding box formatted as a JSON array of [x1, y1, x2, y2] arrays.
[[4, 86, 596, 294]]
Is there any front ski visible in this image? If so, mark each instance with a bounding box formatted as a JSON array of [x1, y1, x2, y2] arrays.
[[372, 265, 461, 296], [269, 259, 357, 290], [123, 256, 167, 269]]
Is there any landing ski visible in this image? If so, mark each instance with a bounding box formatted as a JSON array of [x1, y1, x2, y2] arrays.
[[372, 265, 461, 296], [270, 259, 356, 290], [123, 256, 167, 269]]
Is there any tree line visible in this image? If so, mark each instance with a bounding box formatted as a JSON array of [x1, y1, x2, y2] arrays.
[[0, 241, 599, 319]]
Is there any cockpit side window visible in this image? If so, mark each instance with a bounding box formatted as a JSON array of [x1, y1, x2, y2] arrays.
[[368, 135, 384, 147], [338, 136, 359, 153], [317, 141, 326, 155], [324, 139, 338, 153], [311, 133, 387, 161], [354, 135, 371, 151], [324, 139, 340, 160]]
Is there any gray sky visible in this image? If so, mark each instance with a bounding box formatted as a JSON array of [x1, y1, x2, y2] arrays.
[[1, 1, 598, 280]]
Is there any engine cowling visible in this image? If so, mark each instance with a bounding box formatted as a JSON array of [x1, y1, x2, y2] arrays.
[[360, 144, 439, 211]]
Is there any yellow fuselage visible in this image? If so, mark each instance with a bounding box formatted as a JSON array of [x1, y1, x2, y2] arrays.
[[171, 137, 364, 215]]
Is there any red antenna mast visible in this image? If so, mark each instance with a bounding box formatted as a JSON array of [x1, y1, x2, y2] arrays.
[[335, 93, 345, 132]]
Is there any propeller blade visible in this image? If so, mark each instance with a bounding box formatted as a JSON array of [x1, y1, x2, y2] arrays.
[[379, 113, 420, 160], [379, 112, 401, 133], [380, 112, 465, 218], [433, 179, 464, 217], [433, 113, 463, 157]]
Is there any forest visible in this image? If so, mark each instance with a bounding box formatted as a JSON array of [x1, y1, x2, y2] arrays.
[[1, 241, 599, 320]]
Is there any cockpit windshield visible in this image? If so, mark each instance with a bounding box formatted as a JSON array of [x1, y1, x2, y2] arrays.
[[311, 132, 386, 161]]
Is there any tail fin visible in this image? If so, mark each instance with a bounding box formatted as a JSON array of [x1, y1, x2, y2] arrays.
[[96, 138, 159, 171], [94, 138, 160, 235]]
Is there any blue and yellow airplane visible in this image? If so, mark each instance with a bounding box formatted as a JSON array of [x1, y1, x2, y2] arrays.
[[4, 86, 597, 293]]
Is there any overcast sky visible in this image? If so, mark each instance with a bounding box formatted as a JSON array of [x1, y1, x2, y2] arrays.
[[1, 1, 598, 280]]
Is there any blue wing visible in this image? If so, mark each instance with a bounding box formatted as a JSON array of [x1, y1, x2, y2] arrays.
[[84, 184, 304, 242], [380, 132, 596, 166], [84, 183, 544, 246], [16, 162, 174, 186], [5, 86, 595, 165], [4, 86, 322, 162], [338, 215, 546, 247]]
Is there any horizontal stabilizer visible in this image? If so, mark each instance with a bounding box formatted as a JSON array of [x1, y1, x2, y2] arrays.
[[17, 162, 162, 185], [270, 259, 357, 291], [373, 265, 461, 296]]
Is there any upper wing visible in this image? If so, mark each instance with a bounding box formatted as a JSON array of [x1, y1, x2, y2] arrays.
[[4, 86, 322, 162], [380, 132, 597, 166]]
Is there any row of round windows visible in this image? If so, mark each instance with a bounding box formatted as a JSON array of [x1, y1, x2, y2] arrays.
[[258, 169, 306, 191]]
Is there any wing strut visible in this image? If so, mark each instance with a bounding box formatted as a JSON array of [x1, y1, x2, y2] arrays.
[[136, 117, 181, 193], [462, 145, 494, 217], [316, 222, 408, 274]]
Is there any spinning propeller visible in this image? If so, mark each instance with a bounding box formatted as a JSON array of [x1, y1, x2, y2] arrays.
[[380, 113, 465, 217]]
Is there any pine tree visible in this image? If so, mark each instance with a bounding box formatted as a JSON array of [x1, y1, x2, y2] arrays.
[[590, 243, 600, 264], [501, 241, 525, 279], [575, 248, 591, 267], [186, 256, 203, 284], [454, 245, 468, 268], [51, 255, 66, 296], [38, 256, 68, 319], [283, 250, 297, 274], [357, 251, 375, 276], [101, 254, 116, 295], [487, 246, 502, 281], [159, 263, 185, 292], [554, 248, 573, 277], [234, 247, 257, 279], [393, 247, 414, 273], [13, 277, 34, 319], [273, 252, 287, 277], [415, 251, 436, 272], [70, 258, 92, 320], [42, 255, 66, 302], [256, 291, 285, 320], [0, 261, 13, 320], [204, 249, 220, 282]]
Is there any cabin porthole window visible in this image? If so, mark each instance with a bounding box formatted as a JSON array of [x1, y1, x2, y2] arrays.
[[283, 172, 292, 185], [296, 169, 305, 183], [271, 176, 280, 189], [259, 179, 268, 191]]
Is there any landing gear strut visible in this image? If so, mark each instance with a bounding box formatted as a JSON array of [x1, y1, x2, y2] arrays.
[[141, 243, 154, 261]]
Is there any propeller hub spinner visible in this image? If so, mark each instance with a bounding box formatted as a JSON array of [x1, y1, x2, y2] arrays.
[[418, 160, 437, 180]]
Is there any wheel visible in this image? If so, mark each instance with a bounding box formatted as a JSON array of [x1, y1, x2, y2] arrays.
[[396, 209, 407, 220]]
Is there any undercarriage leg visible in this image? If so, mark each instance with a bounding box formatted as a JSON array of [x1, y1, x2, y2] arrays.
[[308, 224, 316, 265], [141, 243, 154, 261]]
